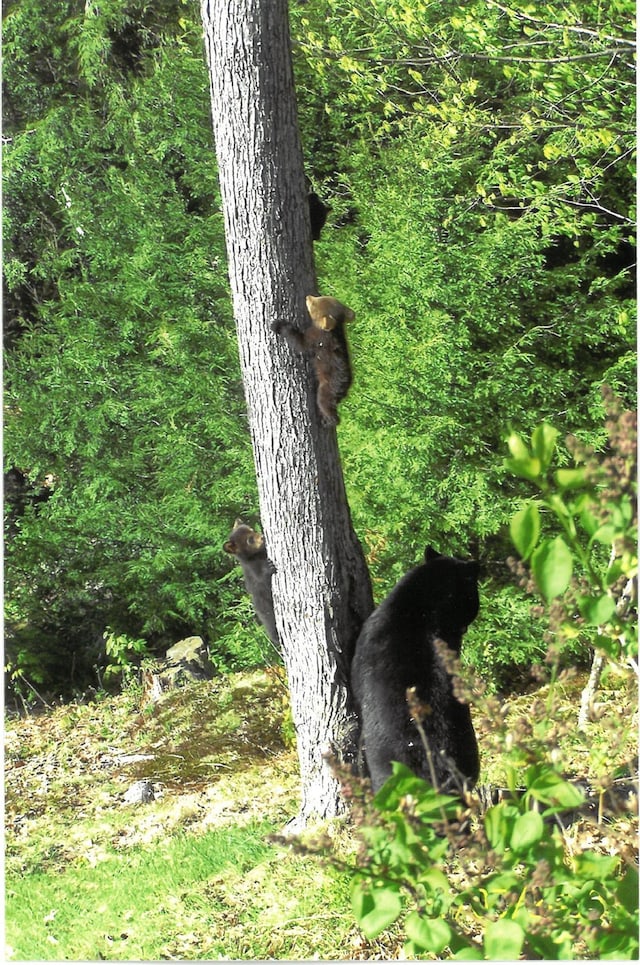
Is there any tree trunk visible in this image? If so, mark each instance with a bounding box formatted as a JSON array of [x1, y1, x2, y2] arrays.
[[577, 649, 605, 732], [577, 574, 637, 731], [201, 0, 373, 828]]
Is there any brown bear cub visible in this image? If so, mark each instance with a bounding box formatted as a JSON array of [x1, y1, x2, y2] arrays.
[[272, 294, 355, 427], [223, 519, 279, 647]]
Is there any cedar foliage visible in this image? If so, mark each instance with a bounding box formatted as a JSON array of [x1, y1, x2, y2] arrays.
[[4, 0, 636, 696], [4, 0, 260, 690]]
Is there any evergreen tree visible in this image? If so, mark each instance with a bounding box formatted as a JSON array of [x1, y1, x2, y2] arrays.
[[4, 0, 260, 692]]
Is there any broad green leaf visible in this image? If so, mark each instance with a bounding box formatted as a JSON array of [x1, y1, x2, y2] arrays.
[[531, 537, 573, 601], [421, 867, 452, 895], [595, 933, 639, 960], [506, 432, 530, 461], [484, 919, 525, 961], [546, 492, 573, 523], [484, 804, 518, 852], [573, 852, 619, 879], [589, 522, 617, 545], [605, 558, 626, 585], [405, 911, 452, 953], [611, 501, 634, 528], [351, 880, 402, 939], [578, 593, 616, 626], [555, 467, 586, 490], [531, 423, 559, 469], [510, 810, 543, 852], [414, 792, 461, 817], [617, 865, 640, 915], [504, 456, 542, 482], [510, 502, 540, 559], [525, 764, 585, 808], [484, 805, 507, 851], [580, 503, 601, 536]]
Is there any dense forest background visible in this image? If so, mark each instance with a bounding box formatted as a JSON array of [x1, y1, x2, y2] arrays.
[[4, 0, 636, 699]]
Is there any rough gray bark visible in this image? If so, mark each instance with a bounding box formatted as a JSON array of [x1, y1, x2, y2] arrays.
[[577, 649, 606, 732], [577, 573, 637, 732], [201, 0, 373, 827]]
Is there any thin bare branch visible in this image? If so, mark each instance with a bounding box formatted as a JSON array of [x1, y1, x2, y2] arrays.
[[560, 197, 636, 224], [298, 44, 629, 67], [486, 0, 636, 49]]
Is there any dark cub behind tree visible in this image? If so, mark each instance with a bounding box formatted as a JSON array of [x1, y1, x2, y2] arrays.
[[223, 519, 279, 647]]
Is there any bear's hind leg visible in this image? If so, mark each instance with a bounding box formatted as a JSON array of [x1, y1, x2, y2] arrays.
[[316, 379, 339, 426], [364, 745, 394, 794]]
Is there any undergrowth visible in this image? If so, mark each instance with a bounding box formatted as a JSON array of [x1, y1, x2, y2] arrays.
[[6, 662, 636, 961], [275, 401, 638, 960], [4, 671, 364, 961]]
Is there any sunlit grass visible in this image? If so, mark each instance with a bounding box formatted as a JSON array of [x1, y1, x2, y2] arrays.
[[5, 672, 360, 961], [6, 819, 359, 961], [7, 822, 268, 960], [6, 666, 636, 961]]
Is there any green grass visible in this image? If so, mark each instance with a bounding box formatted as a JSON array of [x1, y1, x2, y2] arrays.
[[6, 666, 637, 961], [5, 672, 363, 961], [6, 821, 358, 961], [6, 822, 273, 960]]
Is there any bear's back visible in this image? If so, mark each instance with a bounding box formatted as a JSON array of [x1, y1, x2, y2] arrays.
[[355, 553, 479, 658], [350, 549, 480, 793]]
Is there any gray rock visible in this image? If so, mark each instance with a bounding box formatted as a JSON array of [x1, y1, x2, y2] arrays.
[[140, 637, 216, 704], [123, 780, 155, 805], [164, 635, 215, 683]]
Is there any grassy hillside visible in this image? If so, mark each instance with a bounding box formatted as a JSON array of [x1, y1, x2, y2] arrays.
[[5, 666, 637, 960], [5, 671, 363, 960]]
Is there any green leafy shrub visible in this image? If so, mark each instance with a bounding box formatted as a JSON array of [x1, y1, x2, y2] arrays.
[[296, 396, 637, 960], [319, 639, 637, 959], [463, 584, 549, 694], [4, 1, 261, 695], [102, 629, 149, 689], [505, 389, 637, 666], [346, 760, 638, 961]]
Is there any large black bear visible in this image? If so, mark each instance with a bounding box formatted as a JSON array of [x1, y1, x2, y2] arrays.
[[223, 519, 280, 648], [350, 547, 480, 794]]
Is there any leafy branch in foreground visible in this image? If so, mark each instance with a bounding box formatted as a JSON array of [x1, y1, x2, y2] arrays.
[[283, 727, 638, 962], [286, 625, 638, 959], [346, 760, 637, 961], [505, 386, 637, 675], [281, 643, 637, 958], [277, 394, 637, 959]]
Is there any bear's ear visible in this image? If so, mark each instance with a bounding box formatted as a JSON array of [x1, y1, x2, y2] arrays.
[[223, 540, 236, 554], [233, 517, 244, 529], [424, 546, 442, 562]]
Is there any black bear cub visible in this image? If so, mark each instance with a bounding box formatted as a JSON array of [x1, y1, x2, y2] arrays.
[[307, 181, 330, 240], [223, 519, 279, 647], [350, 547, 480, 794], [272, 294, 355, 427]]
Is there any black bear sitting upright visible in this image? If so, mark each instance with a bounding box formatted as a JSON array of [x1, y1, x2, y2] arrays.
[[272, 294, 355, 427], [223, 519, 280, 648], [350, 547, 480, 794]]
